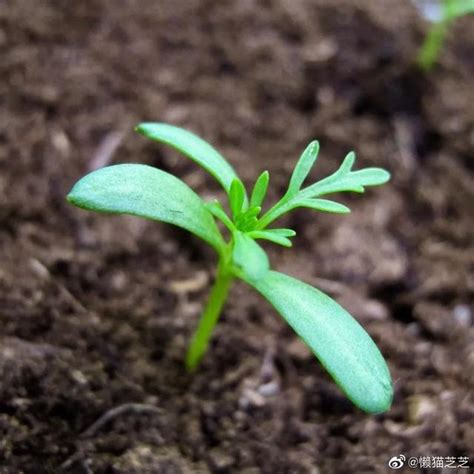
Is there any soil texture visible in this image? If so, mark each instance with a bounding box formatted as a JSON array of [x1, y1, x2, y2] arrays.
[[1, 1, 473, 473]]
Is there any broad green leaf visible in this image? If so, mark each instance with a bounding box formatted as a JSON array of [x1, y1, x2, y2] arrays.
[[232, 231, 269, 280], [247, 230, 293, 247], [67, 164, 224, 252], [250, 171, 270, 208], [296, 198, 350, 214], [243, 270, 393, 413], [136, 122, 240, 194], [287, 141, 319, 196], [229, 178, 247, 217]]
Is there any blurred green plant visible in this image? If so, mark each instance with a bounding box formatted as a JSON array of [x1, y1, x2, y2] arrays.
[[67, 123, 392, 413], [417, 0, 474, 70]]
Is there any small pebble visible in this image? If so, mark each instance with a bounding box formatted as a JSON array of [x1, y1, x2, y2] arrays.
[[453, 304, 471, 327], [258, 381, 280, 398]]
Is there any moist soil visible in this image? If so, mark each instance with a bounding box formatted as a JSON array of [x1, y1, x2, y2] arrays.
[[1, 1, 473, 473]]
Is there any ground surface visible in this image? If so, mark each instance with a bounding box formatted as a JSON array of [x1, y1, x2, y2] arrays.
[[0, 1, 473, 473]]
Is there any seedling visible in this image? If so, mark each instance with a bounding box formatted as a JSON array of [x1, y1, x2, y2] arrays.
[[417, 0, 474, 70], [68, 123, 393, 413]]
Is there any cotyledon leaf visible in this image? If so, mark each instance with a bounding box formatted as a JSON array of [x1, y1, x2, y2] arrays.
[[242, 270, 393, 413], [67, 164, 225, 252], [232, 231, 269, 281], [136, 122, 240, 195]]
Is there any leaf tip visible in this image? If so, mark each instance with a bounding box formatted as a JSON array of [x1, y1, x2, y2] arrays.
[[341, 151, 356, 172], [135, 122, 151, 136], [378, 169, 391, 184], [135, 122, 165, 139], [66, 183, 83, 207], [362, 380, 393, 414], [307, 140, 320, 154]]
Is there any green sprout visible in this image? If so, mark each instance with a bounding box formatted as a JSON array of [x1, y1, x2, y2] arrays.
[[417, 0, 474, 71], [67, 123, 393, 414]]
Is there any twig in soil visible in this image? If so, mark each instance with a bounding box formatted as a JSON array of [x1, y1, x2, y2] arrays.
[[393, 117, 417, 177], [89, 131, 125, 171], [59, 451, 86, 471], [79, 460, 94, 474], [259, 342, 276, 382], [80, 403, 162, 438], [60, 455, 95, 474], [29, 258, 88, 313]]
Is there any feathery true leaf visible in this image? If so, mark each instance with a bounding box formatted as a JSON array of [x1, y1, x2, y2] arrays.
[[247, 230, 294, 247], [287, 140, 319, 196]]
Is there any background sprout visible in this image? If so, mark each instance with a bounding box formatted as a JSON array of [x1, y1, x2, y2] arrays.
[[417, 0, 474, 70]]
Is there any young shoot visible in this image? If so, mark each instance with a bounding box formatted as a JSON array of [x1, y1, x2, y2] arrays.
[[417, 0, 474, 70], [68, 123, 392, 414]]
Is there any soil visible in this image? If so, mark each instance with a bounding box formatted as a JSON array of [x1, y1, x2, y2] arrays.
[[1, 0, 473, 473]]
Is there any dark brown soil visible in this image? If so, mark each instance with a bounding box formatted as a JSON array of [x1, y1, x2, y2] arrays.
[[1, 1, 473, 473]]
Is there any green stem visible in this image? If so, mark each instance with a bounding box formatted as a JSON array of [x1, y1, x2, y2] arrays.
[[185, 259, 234, 371], [255, 195, 293, 230], [417, 20, 449, 71]]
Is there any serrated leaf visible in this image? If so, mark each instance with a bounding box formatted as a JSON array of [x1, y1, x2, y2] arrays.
[[67, 164, 224, 252], [232, 231, 269, 280], [136, 122, 240, 194], [250, 171, 270, 208], [229, 178, 247, 217], [296, 198, 350, 214], [247, 230, 293, 247], [243, 270, 393, 413], [287, 141, 319, 196]]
